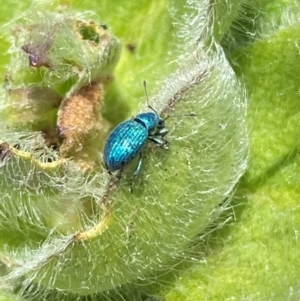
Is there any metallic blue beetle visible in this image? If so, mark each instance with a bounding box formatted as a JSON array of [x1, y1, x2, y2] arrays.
[[103, 111, 169, 179]]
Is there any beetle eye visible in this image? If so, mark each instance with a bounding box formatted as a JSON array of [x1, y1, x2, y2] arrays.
[[158, 120, 164, 128]]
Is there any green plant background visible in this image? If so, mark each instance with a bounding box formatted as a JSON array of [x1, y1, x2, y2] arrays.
[[0, 0, 299, 300]]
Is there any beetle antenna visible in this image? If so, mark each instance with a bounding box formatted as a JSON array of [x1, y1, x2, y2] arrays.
[[163, 113, 197, 121], [168, 113, 197, 117], [143, 80, 159, 115]]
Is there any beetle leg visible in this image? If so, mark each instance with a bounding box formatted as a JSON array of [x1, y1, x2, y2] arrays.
[[133, 153, 143, 177], [156, 128, 169, 138], [105, 162, 113, 175], [130, 152, 143, 193], [148, 136, 169, 150]]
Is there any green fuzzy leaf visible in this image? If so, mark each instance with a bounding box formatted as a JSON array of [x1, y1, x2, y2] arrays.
[[6, 1, 296, 301], [164, 1, 300, 300]]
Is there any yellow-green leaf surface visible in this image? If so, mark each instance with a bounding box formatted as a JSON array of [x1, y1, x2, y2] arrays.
[[164, 1, 300, 301], [0, 0, 298, 300], [0, 292, 22, 301]]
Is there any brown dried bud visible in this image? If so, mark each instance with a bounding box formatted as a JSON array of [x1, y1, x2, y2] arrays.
[[57, 81, 109, 170]]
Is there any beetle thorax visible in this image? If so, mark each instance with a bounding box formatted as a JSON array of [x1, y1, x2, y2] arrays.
[[134, 112, 163, 133]]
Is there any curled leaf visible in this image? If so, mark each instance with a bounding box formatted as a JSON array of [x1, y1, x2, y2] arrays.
[[0, 0, 248, 298]]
